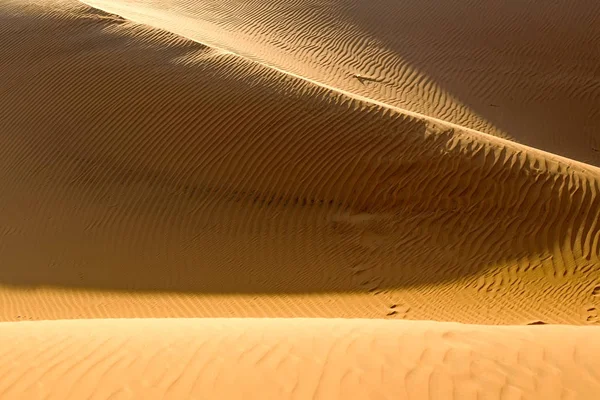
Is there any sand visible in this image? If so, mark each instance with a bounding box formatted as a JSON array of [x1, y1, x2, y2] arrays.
[[80, 0, 600, 166], [1, 0, 599, 324], [2, 318, 600, 399], [1, 0, 600, 397]]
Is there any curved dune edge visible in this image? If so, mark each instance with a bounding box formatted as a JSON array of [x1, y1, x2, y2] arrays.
[[0, 0, 599, 324], [79, 0, 600, 166], [1, 318, 599, 399]]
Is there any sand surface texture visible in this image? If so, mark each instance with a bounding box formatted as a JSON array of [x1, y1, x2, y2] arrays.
[[1, 0, 600, 398], [1, 0, 600, 324], [1, 318, 600, 400], [81, 0, 600, 166]]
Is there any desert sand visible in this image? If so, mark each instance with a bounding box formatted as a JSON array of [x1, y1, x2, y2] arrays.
[[81, 0, 600, 166], [0, 0, 599, 398], [2, 318, 600, 399]]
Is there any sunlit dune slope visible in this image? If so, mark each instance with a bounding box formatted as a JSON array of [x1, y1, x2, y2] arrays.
[[0, 0, 599, 324], [81, 0, 600, 166], [1, 318, 599, 399]]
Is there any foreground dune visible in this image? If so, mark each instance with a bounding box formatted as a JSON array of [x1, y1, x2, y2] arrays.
[[81, 0, 600, 166], [0, 318, 599, 399], [0, 0, 599, 324]]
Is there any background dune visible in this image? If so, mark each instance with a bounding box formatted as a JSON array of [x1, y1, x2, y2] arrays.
[[2, 0, 600, 398], [0, 0, 599, 324], [1, 318, 600, 399], [81, 0, 600, 166]]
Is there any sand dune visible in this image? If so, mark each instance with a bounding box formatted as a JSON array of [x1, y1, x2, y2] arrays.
[[81, 0, 600, 166], [0, 318, 599, 399], [0, 0, 599, 324], [2, 0, 600, 397]]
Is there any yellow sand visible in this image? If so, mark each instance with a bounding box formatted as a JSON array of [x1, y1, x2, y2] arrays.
[[81, 0, 600, 166], [0, 0, 599, 398], [2, 318, 600, 399], [1, 0, 598, 324]]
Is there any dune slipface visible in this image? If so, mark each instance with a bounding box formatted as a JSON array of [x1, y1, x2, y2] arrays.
[[0, 0, 599, 325], [1, 318, 600, 399], [81, 0, 600, 166]]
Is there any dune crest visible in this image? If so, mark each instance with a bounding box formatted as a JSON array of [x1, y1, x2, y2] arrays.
[[81, 0, 600, 166]]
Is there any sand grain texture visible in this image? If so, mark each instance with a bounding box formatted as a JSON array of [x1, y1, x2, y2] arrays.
[[2, 0, 600, 398], [81, 0, 600, 166], [0, 0, 599, 324], [1, 318, 600, 399]]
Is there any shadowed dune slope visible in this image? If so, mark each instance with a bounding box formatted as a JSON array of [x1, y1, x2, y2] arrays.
[[82, 0, 600, 166], [0, 0, 599, 324], [1, 318, 600, 399]]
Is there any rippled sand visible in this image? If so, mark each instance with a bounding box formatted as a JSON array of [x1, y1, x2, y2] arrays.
[[1, 0, 599, 398]]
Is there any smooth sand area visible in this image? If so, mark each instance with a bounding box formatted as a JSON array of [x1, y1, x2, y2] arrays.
[[1, 318, 600, 399]]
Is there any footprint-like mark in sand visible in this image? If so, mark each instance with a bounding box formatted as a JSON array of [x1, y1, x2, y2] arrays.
[[352, 74, 384, 85], [592, 286, 600, 297], [527, 320, 548, 326], [586, 307, 599, 323], [386, 304, 410, 318]]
